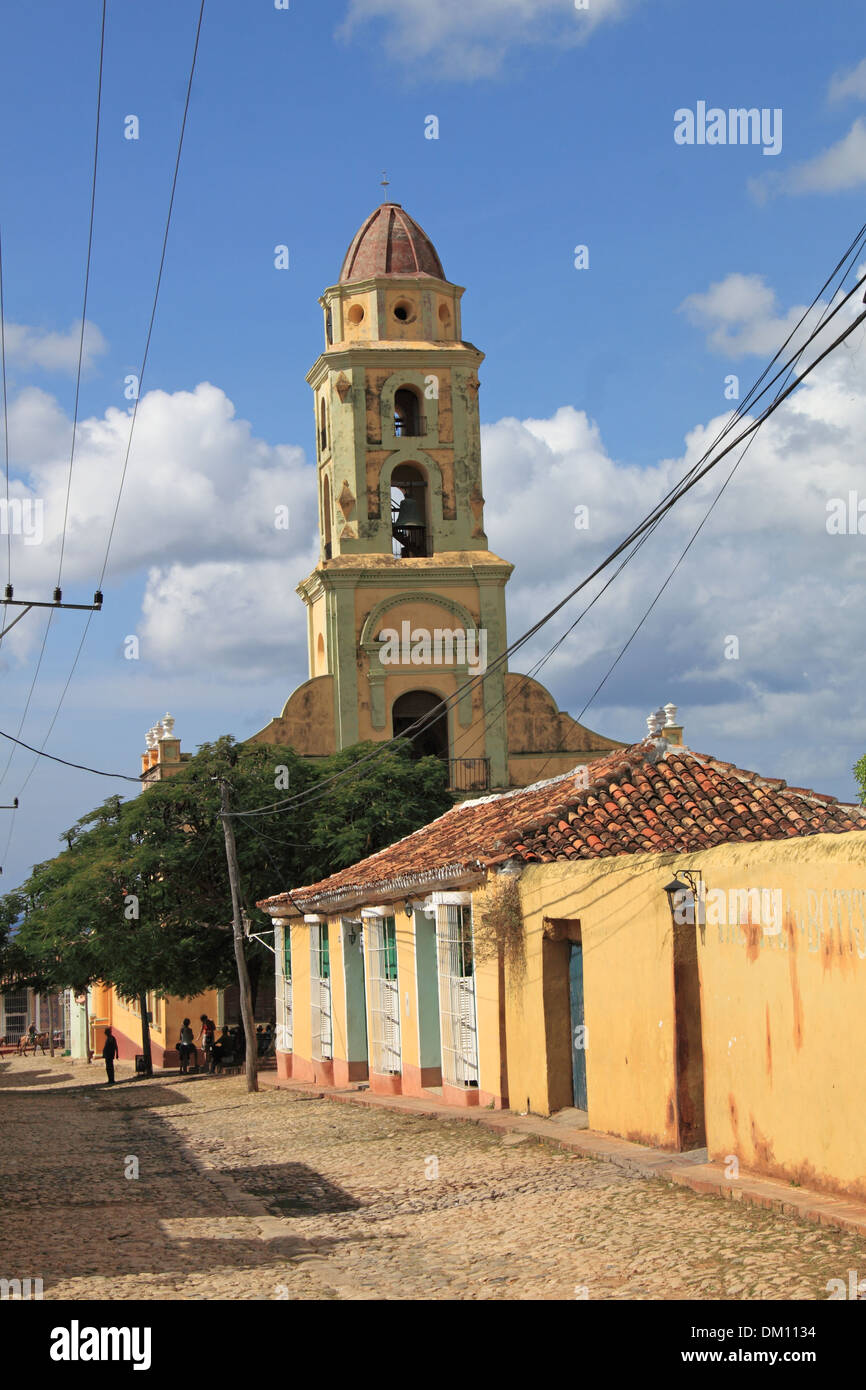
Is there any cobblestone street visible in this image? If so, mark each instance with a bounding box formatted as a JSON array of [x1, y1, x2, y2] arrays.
[[2, 1054, 864, 1301]]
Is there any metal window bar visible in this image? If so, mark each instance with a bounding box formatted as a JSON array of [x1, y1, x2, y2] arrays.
[[309, 924, 333, 1062], [275, 924, 293, 1053], [436, 904, 479, 1088], [367, 916, 401, 1075], [447, 758, 490, 793], [2, 988, 29, 1043]]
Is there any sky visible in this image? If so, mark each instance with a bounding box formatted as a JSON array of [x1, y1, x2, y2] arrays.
[[1, 0, 866, 890]]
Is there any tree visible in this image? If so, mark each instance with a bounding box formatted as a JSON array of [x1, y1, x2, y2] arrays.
[[10, 735, 451, 1076], [854, 753, 866, 805]]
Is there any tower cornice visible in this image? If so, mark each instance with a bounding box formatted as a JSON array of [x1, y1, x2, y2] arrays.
[[306, 342, 484, 389]]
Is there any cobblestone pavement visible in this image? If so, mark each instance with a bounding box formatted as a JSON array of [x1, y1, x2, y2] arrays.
[[1, 1054, 864, 1301]]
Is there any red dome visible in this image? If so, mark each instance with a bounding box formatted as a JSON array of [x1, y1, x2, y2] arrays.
[[339, 203, 446, 283]]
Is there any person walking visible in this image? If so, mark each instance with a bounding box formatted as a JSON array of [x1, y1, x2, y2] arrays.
[[199, 1014, 216, 1073], [102, 1027, 119, 1085]]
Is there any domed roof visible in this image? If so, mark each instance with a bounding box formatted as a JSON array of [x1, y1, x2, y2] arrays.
[[339, 203, 446, 284]]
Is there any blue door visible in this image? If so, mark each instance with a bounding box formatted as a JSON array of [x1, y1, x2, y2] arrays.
[[569, 941, 587, 1110]]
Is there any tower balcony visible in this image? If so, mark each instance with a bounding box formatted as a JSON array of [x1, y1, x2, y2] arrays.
[[394, 413, 428, 438], [446, 757, 490, 794]]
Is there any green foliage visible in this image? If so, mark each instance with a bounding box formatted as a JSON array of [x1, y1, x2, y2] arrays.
[[854, 753, 866, 805], [6, 735, 451, 1002]]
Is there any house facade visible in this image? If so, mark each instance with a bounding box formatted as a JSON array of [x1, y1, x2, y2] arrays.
[[260, 728, 866, 1201]]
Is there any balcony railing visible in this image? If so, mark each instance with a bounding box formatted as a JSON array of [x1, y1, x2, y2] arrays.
[[447, 758, 490, 793], [394, 415, 428, 437]]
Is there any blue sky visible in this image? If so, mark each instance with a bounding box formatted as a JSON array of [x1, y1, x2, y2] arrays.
[[2, 0, 866, 889]]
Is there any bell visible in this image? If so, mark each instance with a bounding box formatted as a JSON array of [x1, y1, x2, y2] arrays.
[[395, 495, 424, 528]]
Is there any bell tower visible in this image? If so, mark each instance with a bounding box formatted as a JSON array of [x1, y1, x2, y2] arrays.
[[251, 202, 624, 792]]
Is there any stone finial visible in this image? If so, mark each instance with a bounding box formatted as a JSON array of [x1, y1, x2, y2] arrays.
[[159, 713, 175, 739], [145, 726, 158, 750], [646, 711, 662, 736], [663, 702, 678, 728]]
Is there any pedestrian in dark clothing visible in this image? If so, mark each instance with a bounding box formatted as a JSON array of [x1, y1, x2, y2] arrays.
[[102, 1027, 119, 1085], [178, 1018, 195, 1073]]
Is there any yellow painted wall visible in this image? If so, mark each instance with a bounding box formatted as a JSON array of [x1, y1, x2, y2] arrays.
[[327, 916, 349, 1063], [505, 832, 866, 1197], [289, 922, 312, 1062], [686, 833, 866, 1199], [394, 912, 419, 1073], [517, 857, 679, 1137], [474, 951, 505, 1104]]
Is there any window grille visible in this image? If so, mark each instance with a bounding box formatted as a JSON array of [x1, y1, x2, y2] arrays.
[[436, 904, 479, 1087], [275, 924, 293, 1052], [367, 916, 401, 1075], [1, 988, 29, 1043], [310, 924, 333, 1061]]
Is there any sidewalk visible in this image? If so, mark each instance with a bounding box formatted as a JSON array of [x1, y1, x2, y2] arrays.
[[259, 1073, 866, 1238]]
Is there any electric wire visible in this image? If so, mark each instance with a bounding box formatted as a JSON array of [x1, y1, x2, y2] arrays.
[[1, 0, 206, 850], [228, 279, 866, 821]]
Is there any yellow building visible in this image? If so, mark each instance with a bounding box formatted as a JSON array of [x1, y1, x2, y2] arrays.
[[85, 715, 238, 1068], [260, 724, 866, 1201], [249, 200, 621, 791]]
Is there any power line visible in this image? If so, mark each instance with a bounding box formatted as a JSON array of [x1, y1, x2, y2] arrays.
[[0, 728, 139, 782], [97, 0, 206, 591], [56, 0, 107, 592], [460, 232, 866, 780], [0, 222, 9, 605], [1, 0, 207, 833], [228, 279, 866, 821]]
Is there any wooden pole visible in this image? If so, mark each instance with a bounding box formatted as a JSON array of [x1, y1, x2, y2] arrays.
[[219, 779, 258, 1093]]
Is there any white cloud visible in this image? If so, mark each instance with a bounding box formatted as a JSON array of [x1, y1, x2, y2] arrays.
[[477, 297, 866, 797], [678, 273, 810, 357], [5, 283, 866, 800], [4, 320, 107, 373], [751, 117, 866, 199], [338, 0, 634, 78], [0, 381, 317, 671], [829, 57, 866, 103]]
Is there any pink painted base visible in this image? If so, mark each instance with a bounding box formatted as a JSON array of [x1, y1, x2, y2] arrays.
[[276, 1049, 293, 1080], [368, 1070, 402, 1096], [401, 1062, 442, 1098], [442, 1082, 481, 1107]]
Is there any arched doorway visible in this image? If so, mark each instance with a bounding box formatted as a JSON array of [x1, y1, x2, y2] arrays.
[[392, 690, 449, 761]]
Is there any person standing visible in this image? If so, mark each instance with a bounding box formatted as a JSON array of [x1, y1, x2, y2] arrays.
[[178, 1017, 195, 1074], [199, 1014, 216, 1073], [102, 1027, 119, 1085]]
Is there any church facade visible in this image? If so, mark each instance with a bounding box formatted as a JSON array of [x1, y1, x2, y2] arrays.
[[250, 201, 621, 791]]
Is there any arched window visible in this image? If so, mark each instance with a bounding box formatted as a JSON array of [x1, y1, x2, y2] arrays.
[[392, 690, 449, 761], [391, 463, 427, 558], [319, 398, 328, 453], [394, 386, 423, 437], [316, 633, 326, 672], [325, 307, 333, 345], [322, 475, 332, 560]]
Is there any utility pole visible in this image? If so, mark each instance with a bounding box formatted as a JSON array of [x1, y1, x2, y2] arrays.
[[138, 991, 153, 1078], [219, 778, 258, 1094]]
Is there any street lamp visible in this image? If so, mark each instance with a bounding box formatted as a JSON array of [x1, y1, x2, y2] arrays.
[[663, 869, 704, 930]]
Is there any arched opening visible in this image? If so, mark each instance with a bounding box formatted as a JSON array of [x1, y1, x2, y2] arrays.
[[392, 690, 449, 762], [391, 463, 428, 558], [322, 475, 332, 559], [394, 386, 424, 437], [319, 397, 328, 453], [316, 633, 325, 671], [325, 307, 333, 345], [347, 303, 364, 326]]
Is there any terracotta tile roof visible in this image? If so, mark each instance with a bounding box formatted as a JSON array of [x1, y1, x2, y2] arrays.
[[257, 740, 866, 915], [339, 203, 446, 283]]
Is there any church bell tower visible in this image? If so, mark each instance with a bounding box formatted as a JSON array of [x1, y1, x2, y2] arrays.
[[251, 202, 623, 792]]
